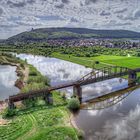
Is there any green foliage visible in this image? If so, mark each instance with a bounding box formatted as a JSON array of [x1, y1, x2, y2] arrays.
[[29, 68, 38, 76], [0, 114, 32, 140], [77, 130, 84, 140], [3, 109, 17, 118], [20, 62, 25, 69], [27, 126, 78, 140], [67, 98, 80, 110], [0, 92, 78, 140], [1, 43, 140, 58], [136, 77, 140, 83], [3, 28, 140, 44], [21, 65, 49, 93]]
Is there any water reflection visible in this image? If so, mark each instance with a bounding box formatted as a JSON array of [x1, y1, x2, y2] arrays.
[[16, 54, 128, 100], [16, 54, 91, 85], [74, 87, 140, 140], [82, 89, 131, 110], [16, 53, 140, 139], [0, 65, 19, 100], [93, 104, 140, 140]]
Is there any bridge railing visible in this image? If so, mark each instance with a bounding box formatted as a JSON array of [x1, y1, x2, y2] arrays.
[[77, 66, 131, 85], [8, 65, 134, 106]]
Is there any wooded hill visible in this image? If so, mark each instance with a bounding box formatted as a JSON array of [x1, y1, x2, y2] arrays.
[[3, 27, 140, 44]]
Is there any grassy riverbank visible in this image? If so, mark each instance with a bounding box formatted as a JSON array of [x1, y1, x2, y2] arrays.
[[0, 53, 80, 140], [0, 53, 49, 90], [52, 53, 140, 79], [0, 97, 79, 140], [52, 53, 140, 69]]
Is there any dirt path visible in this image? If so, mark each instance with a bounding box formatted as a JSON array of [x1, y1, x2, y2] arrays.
[[23, 66, 29, 84], [0, 115, 9, 126]]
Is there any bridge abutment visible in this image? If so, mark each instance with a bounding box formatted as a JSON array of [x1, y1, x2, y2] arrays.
[[73, 85, 82, 103], [44, 92, 53, 104], [8, 101, 15, 109], [128, 71, 137, 86]]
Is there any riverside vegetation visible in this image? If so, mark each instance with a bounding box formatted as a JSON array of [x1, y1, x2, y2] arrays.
[[0, 53, 80, 140], [1, 44, 140, 140], [1, 44, 140, 70]]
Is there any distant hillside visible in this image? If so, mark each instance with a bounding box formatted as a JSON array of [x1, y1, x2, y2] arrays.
[[6, 27, 140, 44], [0, 39, 5, 43]]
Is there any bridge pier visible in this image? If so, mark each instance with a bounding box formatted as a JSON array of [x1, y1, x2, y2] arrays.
[[44, 92, 53, 104], [73, 85, 82, 103], [8, 101, 15, 109], [128, 71, 137, 86]]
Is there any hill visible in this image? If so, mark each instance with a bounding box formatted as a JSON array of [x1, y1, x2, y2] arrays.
[[5, 27, 140, 44]]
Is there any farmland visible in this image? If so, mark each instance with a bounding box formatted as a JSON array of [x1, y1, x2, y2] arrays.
[[52, 53, 140, 69]]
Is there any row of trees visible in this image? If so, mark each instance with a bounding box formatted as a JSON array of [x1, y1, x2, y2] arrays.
[[0, 43, 140, 57]]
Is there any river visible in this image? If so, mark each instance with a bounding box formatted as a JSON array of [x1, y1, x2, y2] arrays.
[[0, 65, 19, 101], [14, 54, 140, 140]]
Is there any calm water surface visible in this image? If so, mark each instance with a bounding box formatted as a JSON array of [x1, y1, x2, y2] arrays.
[[16, 54, 140, 140], [0, 65, 19, 100], [16, 54, 128, 99]]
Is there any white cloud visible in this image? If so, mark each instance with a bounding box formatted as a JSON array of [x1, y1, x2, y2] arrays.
[[93, 104, 140, 140], [0, 0, 140, 39]]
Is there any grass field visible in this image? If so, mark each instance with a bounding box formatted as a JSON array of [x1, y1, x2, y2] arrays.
[[0, 93, 79, 140], [52, 53, 140, 69]]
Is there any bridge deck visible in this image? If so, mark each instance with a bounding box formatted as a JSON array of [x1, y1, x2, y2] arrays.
[[9, 66, 140, 104]]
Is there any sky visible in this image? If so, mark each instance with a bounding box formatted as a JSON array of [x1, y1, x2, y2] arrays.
[[0, 0, 140, 39]]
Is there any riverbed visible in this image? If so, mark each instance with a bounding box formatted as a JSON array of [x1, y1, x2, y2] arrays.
[[16, 54, 140, 140]]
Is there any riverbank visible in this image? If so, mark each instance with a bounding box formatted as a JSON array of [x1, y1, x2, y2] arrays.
[[0, 54, 25, 89], [52, 53, 140, 69], [0, 53, 80, 140]]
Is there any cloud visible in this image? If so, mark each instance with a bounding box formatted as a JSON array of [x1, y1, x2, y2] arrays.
[[105, 20, 132, 27], [27, 0, 36, 4], [134, 10, 140, 18], [100, 10, 111, 16], [55, 3, 64, 8], [70, 17, 79, 23], [85, 0, 98, 5], [0, 0, 140, 39], [61, 0, 69, 4], [93, 105, 140, 140], [114, 8, 127, 14], [7, 0, 26, 8], [0, 8, 3, 16]]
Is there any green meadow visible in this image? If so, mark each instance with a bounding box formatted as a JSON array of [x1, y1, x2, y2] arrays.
[[52, 53, 140, 69]]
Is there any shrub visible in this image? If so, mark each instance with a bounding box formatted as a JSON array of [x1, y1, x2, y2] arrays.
[[78, 130, 84, 140], [3, 108, 17, 118], [67, 98, 80, 110], [29, 71, 37, 76], [20, 63, 25, 69]]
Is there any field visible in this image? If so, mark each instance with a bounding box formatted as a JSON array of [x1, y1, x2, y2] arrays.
[[0, 95, 79, 140], [52, 53, 140, 69]]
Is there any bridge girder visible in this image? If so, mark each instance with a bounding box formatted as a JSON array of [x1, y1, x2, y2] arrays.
[[8, 66, 139, 107]]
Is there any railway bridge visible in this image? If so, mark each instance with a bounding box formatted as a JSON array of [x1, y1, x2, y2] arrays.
[[9, 66, 140, 109]]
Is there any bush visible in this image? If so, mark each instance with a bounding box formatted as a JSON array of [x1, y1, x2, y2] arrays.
[[29, 71, 37, 76], [20, 63, 25, 69], [78, 130, 84, 140], [67, 98, 80, 110], [3, 108, 17, 118]]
